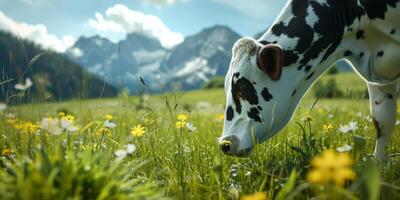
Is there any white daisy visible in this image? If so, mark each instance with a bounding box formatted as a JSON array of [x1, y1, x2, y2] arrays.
[[126, 144, 136, 154], [14, 78, 33, 91], [104, 120, 116, 128], [336, 144, 353, 152], [186, 122, 198, 132], [114, 149, 127, 159], [40, 117, 63, 135]]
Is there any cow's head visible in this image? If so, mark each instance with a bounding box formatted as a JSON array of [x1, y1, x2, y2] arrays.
[[219, 37, 300, 156]]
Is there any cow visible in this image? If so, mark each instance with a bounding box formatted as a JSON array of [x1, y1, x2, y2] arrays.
[[219, 0, 399, 161]]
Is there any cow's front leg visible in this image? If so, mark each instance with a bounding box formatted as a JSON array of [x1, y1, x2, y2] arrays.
[[367, 82, 397, 162]]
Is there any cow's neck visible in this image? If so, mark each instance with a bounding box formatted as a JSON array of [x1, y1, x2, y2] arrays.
[[258, 0, 365, 114]]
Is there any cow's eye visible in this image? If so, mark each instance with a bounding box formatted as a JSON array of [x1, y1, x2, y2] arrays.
[[236, 92, 243, 100]]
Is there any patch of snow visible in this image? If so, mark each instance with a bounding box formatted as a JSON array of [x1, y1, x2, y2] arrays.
[[68, 47, 84, 58], [175, 58, 209, 77], [94, 38, 103, 47]]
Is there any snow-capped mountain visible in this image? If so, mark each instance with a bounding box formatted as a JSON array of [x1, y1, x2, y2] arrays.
[[65, 25, 241, 93], [160, 25, 241, 90]]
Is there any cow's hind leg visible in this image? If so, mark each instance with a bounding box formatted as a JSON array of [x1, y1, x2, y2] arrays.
[[367, 82, 397, 161]]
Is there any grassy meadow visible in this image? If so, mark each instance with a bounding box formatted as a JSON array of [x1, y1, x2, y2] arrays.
[[1, 72, 400, 199]]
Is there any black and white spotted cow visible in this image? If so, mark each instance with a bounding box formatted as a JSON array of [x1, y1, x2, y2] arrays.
[[219, 0, 399, 161]]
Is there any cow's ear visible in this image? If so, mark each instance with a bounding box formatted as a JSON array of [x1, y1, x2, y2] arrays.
[[257, 44, 284, 80]]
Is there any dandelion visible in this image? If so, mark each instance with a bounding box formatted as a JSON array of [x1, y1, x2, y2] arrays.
[[19, 121, 40, 134], [177, 114, 188, 122], [396, 120, 400, 126], [186, 122, 198, 132], [323, 123, 334, 132], [104, 114, 113, 121], [307, 149, 355, 186], [131, 124, 145, 137], [336, 144, 353, 152], [175, 121, 186, 129], [241, 192, 267, 200], [2, 148, 11, 157], [14, 77, 33, 91], [58, 112, 65, 117], [215, 114, 224, 122]]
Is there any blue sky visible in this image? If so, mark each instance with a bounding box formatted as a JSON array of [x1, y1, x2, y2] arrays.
[[0, 0, 286, 51]]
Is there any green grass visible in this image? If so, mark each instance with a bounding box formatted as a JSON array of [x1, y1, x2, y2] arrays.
[[1, 72, 399, 199]]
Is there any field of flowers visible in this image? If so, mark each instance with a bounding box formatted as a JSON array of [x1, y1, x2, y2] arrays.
[[1, 77, 400, 199]]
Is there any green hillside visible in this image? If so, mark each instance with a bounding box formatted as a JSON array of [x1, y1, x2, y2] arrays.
[[0, 31, 119, 104]]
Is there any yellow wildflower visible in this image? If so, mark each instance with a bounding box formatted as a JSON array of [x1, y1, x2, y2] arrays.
[[215, 114, 224, 122], [175, 121, 186, 129], [307, 149, 355, 186], [241, 192, 267, 200], [62, 114, 75, 121], [22, 121, 40, 134], [104, 114, 113, 121], [131, 124, 145, 137], [323, 123, 334, 132], [96, 127, 112, 136], [2, 148, 11, 157], [58, 112, 65, 117], [177, 114, 188, 122]]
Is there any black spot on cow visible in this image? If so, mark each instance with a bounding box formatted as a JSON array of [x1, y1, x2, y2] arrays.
[[252, 81, 256, 85], [226, 106, 234, 121], [259, 40, 271, 45], [257, 106, 262, 111], [292, 89, 297, 96], [361, 0, 399, 20], [377, 51, 384, 57], [248, 107, 262, 122], [356, 30, 365, 39], [387, 93, 393, 99], [284, 50, 299, 67], [272, 41, 278, 44], [231, 76, 259, 114], [359, 52, 364, 58], [305, 65, 312, 72], [261, 87, 273, 101], [305, 71, 315, 81], [233, 72, 240, 78], [390, 28, 396, 34], [344, 50, 353, 57]]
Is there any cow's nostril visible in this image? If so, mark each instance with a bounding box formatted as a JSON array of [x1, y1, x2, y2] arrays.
[[221, 142, 231, 153]]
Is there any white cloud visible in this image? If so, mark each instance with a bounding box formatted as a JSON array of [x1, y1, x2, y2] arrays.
[[140, 0, 186, 6], [0, 11, 76, 53], [211, 0, 283, 20], [88, 4, 183, 49]]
